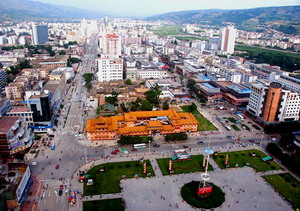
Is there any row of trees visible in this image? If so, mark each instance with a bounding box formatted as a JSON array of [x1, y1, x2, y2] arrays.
[[264, 121, 300, 134], [119, 84, 169, 112], [266, 142, 300, 176], [234, 45, 300, 72], [25, 44, 55, 56], [165, 133, 188, 142]]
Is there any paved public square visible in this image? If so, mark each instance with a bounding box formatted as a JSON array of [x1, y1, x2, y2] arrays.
[[121, 167, 292, 211]]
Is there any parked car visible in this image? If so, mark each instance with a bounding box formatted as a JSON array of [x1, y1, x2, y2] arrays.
[[131, 149, 137, 151], [252, 124, 260, 130], [58, 185, 63, 195], [31, 162, 38, 166], [111, 151, 117, 155], [249, 140, 255, 143], [153, 143, 160, 147], [55, 165, 60, 169], [197, 141, 204, 145], [183, 145, 189, 148]]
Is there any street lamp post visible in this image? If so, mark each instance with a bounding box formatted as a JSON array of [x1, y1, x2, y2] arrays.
[[148, 140, 151, 154], [84, 148, 87, 164]]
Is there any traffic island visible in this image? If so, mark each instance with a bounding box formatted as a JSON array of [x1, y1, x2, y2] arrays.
[[181, 181, 225, 209]]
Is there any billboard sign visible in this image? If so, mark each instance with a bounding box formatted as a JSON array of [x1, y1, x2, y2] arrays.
[[16, 166, 31, 203]]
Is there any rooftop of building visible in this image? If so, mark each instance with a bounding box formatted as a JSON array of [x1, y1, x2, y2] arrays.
[[86, 109, 199, 134], [8, 107, 30, 113], [0, 116, 19, 133]]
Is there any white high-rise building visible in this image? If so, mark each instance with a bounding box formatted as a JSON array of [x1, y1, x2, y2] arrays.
[[97, 58, 123, 82], [99, 34, 121, 59], [32, 23, 48, 45], [220, 25, 237, 54]]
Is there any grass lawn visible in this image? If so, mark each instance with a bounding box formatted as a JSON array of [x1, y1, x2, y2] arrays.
[[181, 181, 225, 209], [212, 149, 282, 172], [174, 35, 209, 42], [241, 124, 251, 131], [157, 155, 213, 175], [194, 114, 218, 131], [231, 124, 241, 131], [84, 160, 154, 195], [180, 106, 200, 114], [83, 198, 124, 211], [263, 174, 300, 209], [152, 25, 183, 36]]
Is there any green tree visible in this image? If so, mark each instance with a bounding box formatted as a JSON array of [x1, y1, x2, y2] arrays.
[[82, 73, 94, 83], [162, 101, 169, 110], [189, 102, 197, 112], [124, 79, 132, 85], [141, 100, 153, 111], [120, 103, 129, 112], [145, 84, 162, 106], [59, 50, 66, 55], [84, 82, 93, 91], [105, 91, 119, 106], [67, 56, 72, 67]]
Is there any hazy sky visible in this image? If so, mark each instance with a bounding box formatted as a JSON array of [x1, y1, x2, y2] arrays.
[[35, 0, 300, 17]]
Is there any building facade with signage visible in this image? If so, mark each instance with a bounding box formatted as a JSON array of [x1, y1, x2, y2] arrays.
[[0, 116, 33, 156], [86, 109, 199, 141]]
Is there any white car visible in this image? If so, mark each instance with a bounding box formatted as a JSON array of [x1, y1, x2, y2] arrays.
[[31, 162, 38, 166]]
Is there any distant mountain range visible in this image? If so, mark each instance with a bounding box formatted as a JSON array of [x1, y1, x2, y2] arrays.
[[147, 6, 300, 35], [0, 0, 105, 22]]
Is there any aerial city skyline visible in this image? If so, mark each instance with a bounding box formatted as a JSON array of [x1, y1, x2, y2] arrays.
[[0, 0, 299, 211]]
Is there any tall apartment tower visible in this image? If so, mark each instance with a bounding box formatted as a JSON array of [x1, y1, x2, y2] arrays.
[[32, 23, 48, 45], [99, 34, 121, 59], [262, 82, 282, 122], [219, 25, 237, 54], [247, 82, 300, 123]]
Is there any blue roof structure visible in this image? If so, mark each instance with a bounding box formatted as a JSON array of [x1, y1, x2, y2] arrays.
[[198, 74, 210, 80], [203, 83, 214, 89]]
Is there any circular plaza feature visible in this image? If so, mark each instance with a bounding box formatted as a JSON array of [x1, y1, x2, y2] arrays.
[[181, 181, 225, 209]]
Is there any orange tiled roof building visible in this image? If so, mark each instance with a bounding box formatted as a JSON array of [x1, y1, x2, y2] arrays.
[[85, 109, 199, 141]]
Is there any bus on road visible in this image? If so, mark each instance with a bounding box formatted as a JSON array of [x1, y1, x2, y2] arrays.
[[133, 143, 146, 149]]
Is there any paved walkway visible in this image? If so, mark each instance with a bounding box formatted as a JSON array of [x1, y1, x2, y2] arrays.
[[149, 159, 163, 177], [68, 145, 296, 211], [81, 193, 123, 202]]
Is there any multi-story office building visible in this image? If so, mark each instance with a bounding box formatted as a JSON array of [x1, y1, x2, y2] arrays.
[[32, 23, 48, 45], [219, 25, 237, 54], [97, 58, 123, 82], [246, 82, 300, 123]]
